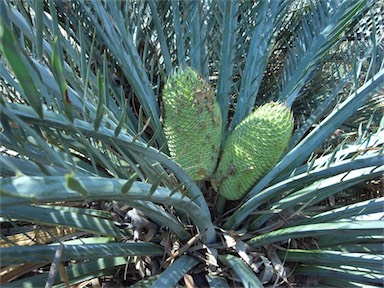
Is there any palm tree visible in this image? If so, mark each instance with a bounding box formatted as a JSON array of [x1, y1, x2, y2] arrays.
[[1, 0, 383, 287]]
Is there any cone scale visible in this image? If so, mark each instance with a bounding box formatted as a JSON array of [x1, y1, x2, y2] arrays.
[[162, 67, 222, 181], [213, 102, 294, 200]]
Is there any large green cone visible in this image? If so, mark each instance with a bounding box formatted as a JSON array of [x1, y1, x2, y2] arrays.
[[213, 102, 294, 200], [163, 67, 222, 181]]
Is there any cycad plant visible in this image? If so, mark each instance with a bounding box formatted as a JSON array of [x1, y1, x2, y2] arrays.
[[1, 0, 383, 287]]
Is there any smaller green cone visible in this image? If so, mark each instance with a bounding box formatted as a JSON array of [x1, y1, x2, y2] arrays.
[[163, 67, 222, 181], [213, 102, 294, 200]]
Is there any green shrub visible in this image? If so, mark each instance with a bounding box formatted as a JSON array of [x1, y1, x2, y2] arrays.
[[0, 0, 383, 287]]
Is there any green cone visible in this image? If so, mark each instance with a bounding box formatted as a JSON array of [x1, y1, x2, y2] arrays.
[[163, 67, 222, 181], [213, 102, 294, 200]]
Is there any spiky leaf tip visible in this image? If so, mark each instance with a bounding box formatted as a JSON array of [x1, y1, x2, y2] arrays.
[[213, 102, 294, 200], [163, 67, 222, 181]]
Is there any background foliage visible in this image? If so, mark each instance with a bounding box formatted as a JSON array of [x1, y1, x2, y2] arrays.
[[0, 0, 383, 287]]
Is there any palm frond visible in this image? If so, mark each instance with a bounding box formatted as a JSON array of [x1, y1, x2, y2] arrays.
[[1, 241, 162, 266], [230, 0, 289, 130]]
